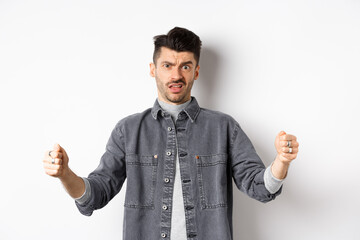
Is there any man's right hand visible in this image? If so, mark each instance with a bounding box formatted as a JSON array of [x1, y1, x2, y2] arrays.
[[43, 143, 70, 179], [43, 143, 86, 199]]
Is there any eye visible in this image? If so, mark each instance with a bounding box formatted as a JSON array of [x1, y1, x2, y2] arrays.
[[163, 64, 170, 68], [182, 65, 190, 70]]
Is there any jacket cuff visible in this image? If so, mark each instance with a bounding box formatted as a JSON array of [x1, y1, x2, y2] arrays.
[[264, 163, 284, 194], [74, 177, 92, 204]]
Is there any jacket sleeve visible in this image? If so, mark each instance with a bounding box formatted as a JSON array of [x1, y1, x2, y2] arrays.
[[230, 122, 282, 203], [76, 122, 127, 216]]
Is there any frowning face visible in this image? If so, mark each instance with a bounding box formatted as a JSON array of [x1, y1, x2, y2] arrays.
[[150, 47, 200, 105]]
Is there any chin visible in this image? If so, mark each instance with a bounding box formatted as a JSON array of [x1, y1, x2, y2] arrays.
[[167, 95, 187, 104]]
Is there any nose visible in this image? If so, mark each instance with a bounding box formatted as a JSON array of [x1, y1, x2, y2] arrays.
[[170, 67, 183, 81]]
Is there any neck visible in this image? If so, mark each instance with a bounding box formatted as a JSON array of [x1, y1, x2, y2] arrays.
[[157, 98, 191, 121]]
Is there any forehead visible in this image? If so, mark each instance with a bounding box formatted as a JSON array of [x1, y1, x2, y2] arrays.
[[157, 47, 196, 64]]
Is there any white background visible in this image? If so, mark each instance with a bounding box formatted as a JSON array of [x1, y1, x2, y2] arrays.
[[1, 0, 359, 239]]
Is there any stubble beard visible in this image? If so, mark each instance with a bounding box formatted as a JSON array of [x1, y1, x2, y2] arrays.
[[156, 76, 194, 104], [165, 93, 188, 104]]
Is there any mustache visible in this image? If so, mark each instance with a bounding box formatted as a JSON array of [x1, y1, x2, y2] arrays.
[[167, 79, 186, 86]]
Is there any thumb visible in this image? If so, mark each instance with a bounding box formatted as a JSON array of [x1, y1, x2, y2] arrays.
[[57, 143, 69, 162], [53, 143, 61, 152], [278, 131, 286, 137]]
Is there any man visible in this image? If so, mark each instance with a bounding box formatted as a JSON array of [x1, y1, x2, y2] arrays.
[[43, 27, 299, 240]]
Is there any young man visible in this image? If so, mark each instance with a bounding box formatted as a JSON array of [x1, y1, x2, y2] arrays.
[[44, 27, 299, 240]]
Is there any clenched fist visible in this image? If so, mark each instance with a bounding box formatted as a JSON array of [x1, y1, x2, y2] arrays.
[[43, 144, 85, 198], [43, 143, 70, 178], [272, 131, 299, 179], [275, 131, 299, 164]]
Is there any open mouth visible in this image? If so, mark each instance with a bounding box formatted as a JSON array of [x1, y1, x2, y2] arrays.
[[168, 83, 183, 93]]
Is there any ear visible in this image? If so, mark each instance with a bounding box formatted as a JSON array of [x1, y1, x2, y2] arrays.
[[194, 65, 200, 80], [150, 62, 156, 77]]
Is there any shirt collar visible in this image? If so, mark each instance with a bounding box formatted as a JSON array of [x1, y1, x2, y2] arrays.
[[151, 96, 201, 123]]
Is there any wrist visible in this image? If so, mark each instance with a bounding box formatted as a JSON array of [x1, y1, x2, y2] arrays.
[[275, 154, 291, 167], [272, 155, 290, 180], [59, 168, 85, 199], [59, 167, 74, 182]]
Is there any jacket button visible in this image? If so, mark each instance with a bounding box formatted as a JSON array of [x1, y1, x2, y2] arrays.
[[166, 151, 172, 156], [188, 233, 197, 238], [179, 152, 187, 157], [162, 205, 168, 210], [164, 178, 170, 183], [167, 127, 172, 131], [161, 233, 167, 238], [185, 205, 194, 210]]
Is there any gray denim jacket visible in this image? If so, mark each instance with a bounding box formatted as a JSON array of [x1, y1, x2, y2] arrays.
[[76, 97, 282, 240]]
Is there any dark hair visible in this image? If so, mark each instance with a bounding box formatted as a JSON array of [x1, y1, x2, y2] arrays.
[[153, 27, 202, 66]]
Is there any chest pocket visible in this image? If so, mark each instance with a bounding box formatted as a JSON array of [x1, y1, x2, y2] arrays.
[[124, 154, 158, 209], [196, 153, 228, 209]]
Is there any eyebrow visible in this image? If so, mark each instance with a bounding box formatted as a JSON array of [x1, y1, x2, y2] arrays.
[[181, 61, 194, 66], [160, 60, 194, 66]]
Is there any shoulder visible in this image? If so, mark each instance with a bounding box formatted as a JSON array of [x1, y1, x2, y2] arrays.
[[199, 107, 239, 126], [113, 108, 153, 132]]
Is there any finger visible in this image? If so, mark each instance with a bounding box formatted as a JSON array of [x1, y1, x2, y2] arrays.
[[43, 157, 63, 165], [45, 150, 53, 158], [280, 140, 299, 148], [45, 168, 62, 177], [49, 151, 63, 159], [281, 147, 299, 154], [281, 152, 298, 161], [45, 168, 57, 176], [44, 162, 62, 170], [281, 134, 297, 141]]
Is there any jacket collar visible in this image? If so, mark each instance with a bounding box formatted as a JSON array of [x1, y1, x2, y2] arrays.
[[151, 96, 201, 123]]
